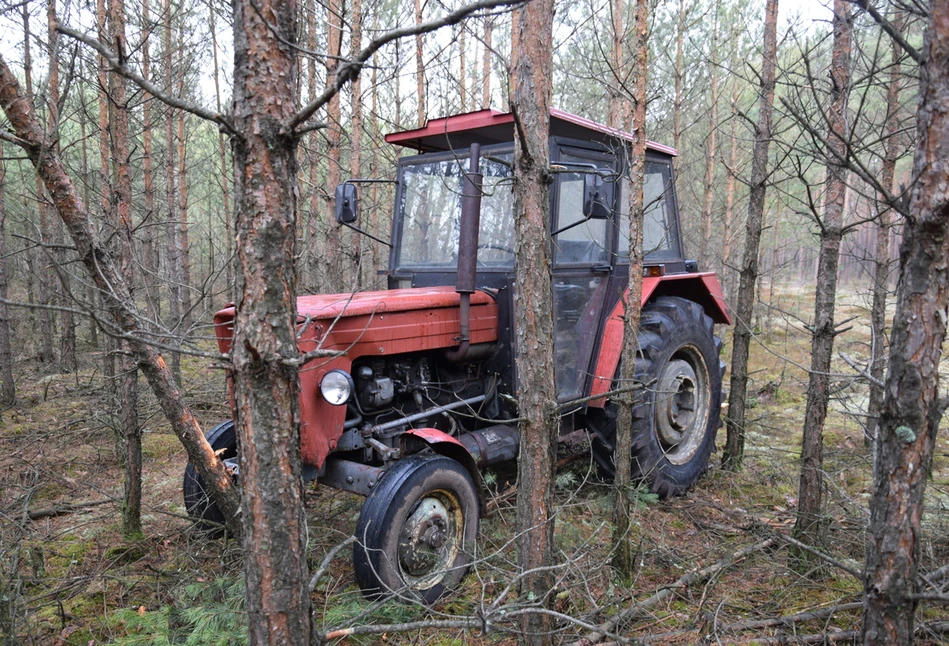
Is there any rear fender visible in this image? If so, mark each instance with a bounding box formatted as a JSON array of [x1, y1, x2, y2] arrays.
[[588, 273, 729, 407], [402, 428, 485, 513]]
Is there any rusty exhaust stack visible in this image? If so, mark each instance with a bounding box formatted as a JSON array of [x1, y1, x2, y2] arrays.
[[445, 144, 483, 362]]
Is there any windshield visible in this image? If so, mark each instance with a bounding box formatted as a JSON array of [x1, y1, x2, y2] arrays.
[[396, 149, 515, 269]]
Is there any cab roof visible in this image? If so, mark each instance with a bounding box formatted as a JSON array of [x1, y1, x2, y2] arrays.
[[384, 108, 677, 157]]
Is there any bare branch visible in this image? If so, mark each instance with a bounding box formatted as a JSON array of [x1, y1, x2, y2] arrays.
[[849, 0, 922, 63], [285, 0, 526, 134], [55, 22, 238, 136]]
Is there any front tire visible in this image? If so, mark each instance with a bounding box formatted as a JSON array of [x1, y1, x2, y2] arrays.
[[589, 296, 723, 498], [353, 454, 479, 603], [183, 420, 237, 532]]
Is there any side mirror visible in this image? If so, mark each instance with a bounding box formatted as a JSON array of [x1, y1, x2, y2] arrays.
[[582, 174, 610, 220], [335, 183, 358, 224]]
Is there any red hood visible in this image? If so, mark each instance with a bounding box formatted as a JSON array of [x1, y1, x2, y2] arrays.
[[295, 286, 495, 320]]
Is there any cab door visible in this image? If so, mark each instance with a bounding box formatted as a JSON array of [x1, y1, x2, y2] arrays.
[[550, 143, 616, 402]]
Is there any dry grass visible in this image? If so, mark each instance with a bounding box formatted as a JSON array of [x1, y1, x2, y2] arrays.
[[1, 282, 948, 644]]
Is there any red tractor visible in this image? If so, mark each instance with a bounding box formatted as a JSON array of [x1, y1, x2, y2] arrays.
[[184, 108, 730, 602]]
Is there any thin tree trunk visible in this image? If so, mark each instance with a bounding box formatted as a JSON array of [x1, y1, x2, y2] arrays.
[[722, 0, 778, 470], [208, 0, 233, 300], [96, 0, 117, 393], [107, 0, 143, 540], [612, 0, 648, 578], [482, 16, 492, 108], [700, 1, 720, 273], [350, 0, 364, 289], [723, 86, 738, 301], [24, 5, 55, 365], [792, 0, 852, 565], [0, 52, 242, 535], [512, 0, 557, 641], [862, 8, 949, 643], [47, 0, 76, 372], [231, 0, 312, 639], [78, 111, 99, 348], [414, 0, 425, 124], [0, 144, 14, 406], [325, 0, 343, 291], [142, 0, 161, 322], [672, 0, 684, 171], [175, 31, 193, 331], [163, 0, 182, 380], [459, 24, 467, 112], [866, 10, 903, 447]]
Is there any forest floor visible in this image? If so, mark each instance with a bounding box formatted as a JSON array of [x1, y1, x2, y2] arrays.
[[2, 282, 949, 645]]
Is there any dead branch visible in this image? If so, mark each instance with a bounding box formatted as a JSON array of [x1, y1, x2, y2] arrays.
[[728, 630, 859, 644], [770, 532, 863, 580], [567, 538, 776, 646], [307, 536, 355, 592], [717, 601, 863, 632], [28, 498, 113, 520]]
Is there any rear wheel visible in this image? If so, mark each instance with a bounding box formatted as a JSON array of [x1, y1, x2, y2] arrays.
[[353, 454, 479, 603], [589, 296, 723, 498], [183, 420, 237, 532]]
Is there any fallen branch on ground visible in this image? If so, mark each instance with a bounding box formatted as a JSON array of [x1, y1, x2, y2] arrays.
[[567, 537, 776, 646], [28, 498, 113, 520]]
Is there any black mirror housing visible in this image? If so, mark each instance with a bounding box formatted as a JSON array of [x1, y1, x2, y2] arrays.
[[582, 174, 610, 220], [335, 183, 358, 224]]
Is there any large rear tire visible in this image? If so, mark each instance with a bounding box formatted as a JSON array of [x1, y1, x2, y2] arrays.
[[589, 296, 723, 498], [353, 454, 479, 603], [183, 420, 237, 532]]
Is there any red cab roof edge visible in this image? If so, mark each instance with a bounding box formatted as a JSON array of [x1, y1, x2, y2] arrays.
[[384, 107, 677, 156]]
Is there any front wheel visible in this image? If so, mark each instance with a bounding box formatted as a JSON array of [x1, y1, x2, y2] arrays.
[[183, 420, 237, 532], [589, 296, 723, 498], [353, 454, 479, 603]]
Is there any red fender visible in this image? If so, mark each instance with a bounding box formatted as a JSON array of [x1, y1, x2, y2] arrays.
[[402, 428, 485, 513], [588, 272, 730, 407]]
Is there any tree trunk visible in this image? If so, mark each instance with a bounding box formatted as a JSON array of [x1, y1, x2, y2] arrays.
[[163, 0, 182, 380], [699, 1, 719, 273], [47, 0, 77, 372], [0, 144, 14, 406], [350, 0, 364, 288], [512, 0, 557, 642], [141, 0, 161, 323], [231, 0, 313, 640], [722, 0, 778, 471], [106, 0, 143, 540], [791, 0, 852, 566], [862, 8, 949, 644], [672, 0, 684, 172], [324, 0, 343, 291], [208, 0, 233, 300], [866, 10, 903, 447], [482, 16, 492, 108], [414, 0, 425, 124], [23, 5, 56, 365], [175, 35, 193, 331], [0, 53, 242, 536], [723, 85, 738, 301], [612, 0, 648, 578]]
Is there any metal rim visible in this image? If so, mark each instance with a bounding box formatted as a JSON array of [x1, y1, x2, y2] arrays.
[[397, 489, 465, 590], [654, 344, 710, 465]]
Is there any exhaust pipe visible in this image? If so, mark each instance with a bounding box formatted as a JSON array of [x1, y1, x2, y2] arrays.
[[445, 144, 483, 362]]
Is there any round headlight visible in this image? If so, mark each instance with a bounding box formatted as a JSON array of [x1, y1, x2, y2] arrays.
[[320, 370, 354, 406]]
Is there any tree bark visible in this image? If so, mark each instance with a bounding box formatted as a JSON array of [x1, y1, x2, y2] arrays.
[[482, 16, 493, 108], [175, 32, 193, 331], [208, 0, 233, 301], [0, 143, 14, 406], [512, 0, 557, 641], [23, 4, 56, 365], [722, 0, 778, 471], [0, 53, 242, 536], [231, 0, 313, 640], [324, 0, 343, 291], [611, 0, 648, 578], [414, 0, 425, 124], [866, 10, 903, 447], [699, 0, 720, 273], [862, 7, 949, 644], [163, 0, 182, 380], [141, 0, 161, 323], [792, 0, 852, 565]]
